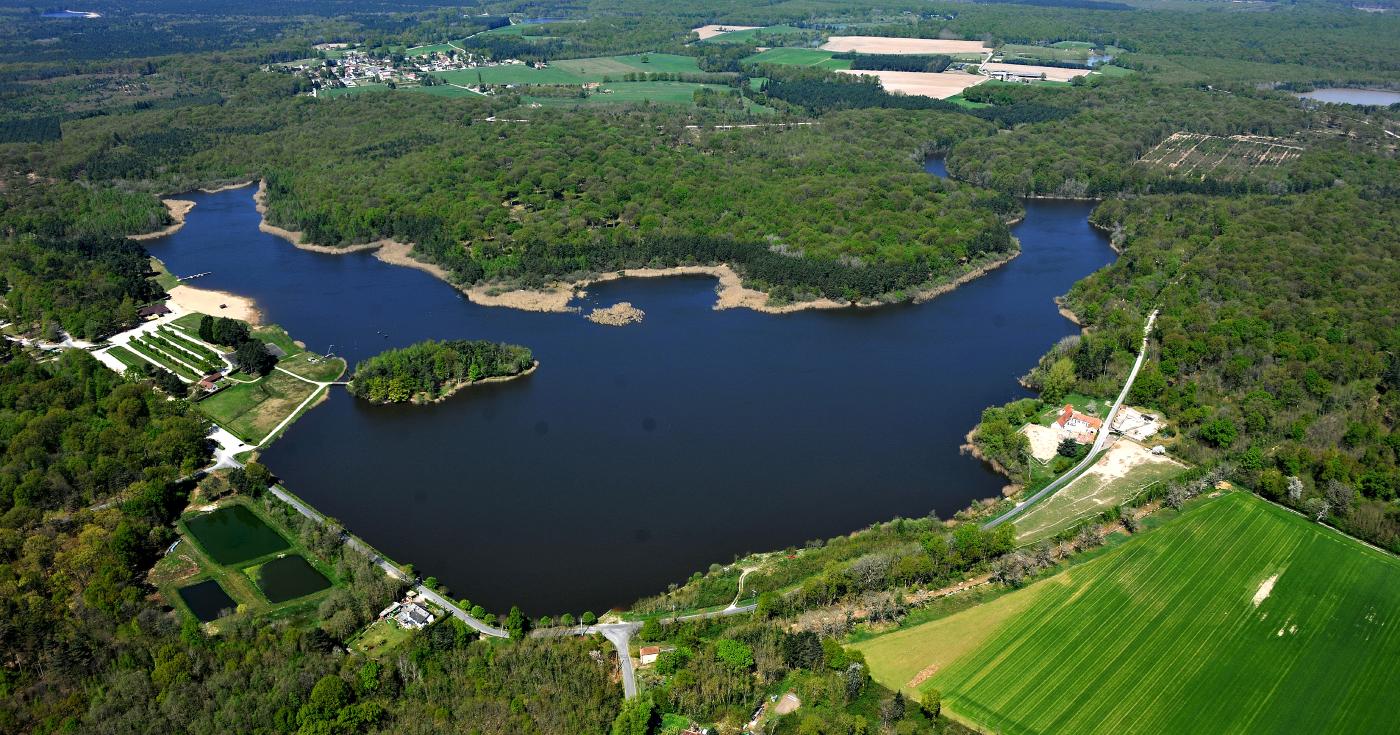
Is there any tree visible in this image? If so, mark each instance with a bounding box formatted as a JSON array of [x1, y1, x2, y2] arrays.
[[234, 338, 277, 376], [581, 611, 597, 626], [1302, 496, 1330, 521], [880, 691, 906, 726], [1041, 358, 1077, 403], [714, 639, 754, 670], [1057, 437, 1079, 457], [639, 617, 662, 642], [610, 693, 657, 735], [560, 612, 576, 626], [505, 605, 529, 640], [228, 462, 273, 496], [922, 688, 942, 718], [1198, 417, 1238, 447]]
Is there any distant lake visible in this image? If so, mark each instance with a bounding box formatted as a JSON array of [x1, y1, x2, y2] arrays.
[[145, 161, 1114, 615], [1294, 88, 1400, 106]]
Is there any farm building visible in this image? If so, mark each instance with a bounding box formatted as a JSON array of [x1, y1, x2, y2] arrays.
[[1055, 404, 1102, 444]]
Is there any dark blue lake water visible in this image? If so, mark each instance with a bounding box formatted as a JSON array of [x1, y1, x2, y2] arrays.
[[145, 161, 1113, 614]]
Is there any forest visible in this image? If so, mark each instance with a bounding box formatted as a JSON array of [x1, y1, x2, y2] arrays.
[[348, 339, 536, 404]]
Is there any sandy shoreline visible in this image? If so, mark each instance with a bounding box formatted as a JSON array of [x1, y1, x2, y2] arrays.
[[168, 284, 262, 324], [129, 199, 195, 241], [200, 181, 255, 194]]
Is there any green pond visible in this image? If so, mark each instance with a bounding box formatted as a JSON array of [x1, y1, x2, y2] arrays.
[[178, 579, 238, 622], [185, 504, 289, 565], [255, 555, 332, 603]]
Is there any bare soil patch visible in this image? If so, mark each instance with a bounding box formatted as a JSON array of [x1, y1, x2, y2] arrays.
[[981, 62, 1089, 82], [1021, 423, 1062, 463], [838, 69, 987, 99]]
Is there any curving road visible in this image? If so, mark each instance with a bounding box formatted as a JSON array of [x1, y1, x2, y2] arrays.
[[984, 309, 1158, 530]]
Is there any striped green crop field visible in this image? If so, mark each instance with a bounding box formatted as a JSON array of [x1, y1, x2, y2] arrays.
[[854, 492, 1400, 734]]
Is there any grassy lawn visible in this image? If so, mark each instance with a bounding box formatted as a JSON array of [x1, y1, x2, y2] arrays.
[[1011, 448, 1186, 543], [999, 43, 1091, 63], [349, 618, 416, 659], [197, 370, 319, 444], [1094, 64, 1135, 77], [945, 94, 991, 109], [127, 337, 202, 379], [1035, 392, 1111, 426], [278, 351, 346, 382], [856, 492, 1400, 734], [743, 47, 848, 69], [150, 256, 180, 290]]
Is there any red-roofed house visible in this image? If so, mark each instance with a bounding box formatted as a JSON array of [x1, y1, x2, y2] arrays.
[[1054, 404, 1102, 444]]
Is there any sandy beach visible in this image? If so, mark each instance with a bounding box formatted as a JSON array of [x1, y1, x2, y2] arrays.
[[167, 284, 261, 324], [129, 199, 195, 241], [200, 181, 255, 194]]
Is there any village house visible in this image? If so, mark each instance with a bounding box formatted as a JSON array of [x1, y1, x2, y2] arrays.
[[378, 598, 437, 630], [1054, 404, 1102, 444], [639, 645, 675, 665]]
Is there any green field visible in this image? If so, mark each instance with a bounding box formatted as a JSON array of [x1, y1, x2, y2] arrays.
[[405, 41, 460, 56], [435, 64, 585, 86], [855, 492, 1400, 734], [742, 47, 850, 70], [552, 53, 703, 77], [1000, 43, 1092, 63], [699, 25, 806, 44], [197, 370, 319, 444]]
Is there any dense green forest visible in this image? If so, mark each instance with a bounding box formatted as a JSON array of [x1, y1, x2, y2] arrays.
[[349, 339, 536, 404]]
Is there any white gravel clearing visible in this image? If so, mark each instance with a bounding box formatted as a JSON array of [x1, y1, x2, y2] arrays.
[[1253, 574, 1280, 607]]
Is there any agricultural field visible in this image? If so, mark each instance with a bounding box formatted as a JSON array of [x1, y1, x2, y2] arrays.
[[1011, 440, 1186, 543], [404, 41, 460, 57], [548, 53, 703, 78], [404, 84, 485, 99], [743, 47, 851, 70], [196, 369, 320, 444], [698, 25, 808, 45], [854, 492, 1400, 734], [1136, 131, 1304, 181], [435, 64, 585, 86], [998, 43, 1093, 63], [837, 69, 986, 99]]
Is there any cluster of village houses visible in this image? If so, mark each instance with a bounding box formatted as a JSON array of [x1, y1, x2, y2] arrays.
[[287, 42, 541, 95]]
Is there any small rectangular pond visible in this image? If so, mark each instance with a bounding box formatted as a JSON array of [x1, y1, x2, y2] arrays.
[[178, 579, 237, 622], [184, 504, 290, 565], [253, 554, 332, 603]]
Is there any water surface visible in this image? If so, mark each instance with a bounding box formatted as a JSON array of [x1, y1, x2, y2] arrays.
[[178, 579, 237, 622], [146, 163, 1113, 614], [183, 504, 289, 565], [1294, 88, 1400, 106], [256, 555, 332, 603]]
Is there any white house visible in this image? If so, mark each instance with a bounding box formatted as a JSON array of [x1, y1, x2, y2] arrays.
[[1055, 404, 1103, 444]]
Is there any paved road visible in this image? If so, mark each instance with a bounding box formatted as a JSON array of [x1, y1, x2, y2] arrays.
[[984, 309, 1159, 529]]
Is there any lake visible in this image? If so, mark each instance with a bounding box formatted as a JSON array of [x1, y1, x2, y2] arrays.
[[1294, 88, 1400, 106], [145, 161, 1114, 615]]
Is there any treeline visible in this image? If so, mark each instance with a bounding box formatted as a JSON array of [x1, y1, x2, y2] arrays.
[[835, 52, 952, 73], [0, 236, 164, 340], [348, 339, 535, 404], [0, 114, 61, 143], [758, 69, 963, 115]]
